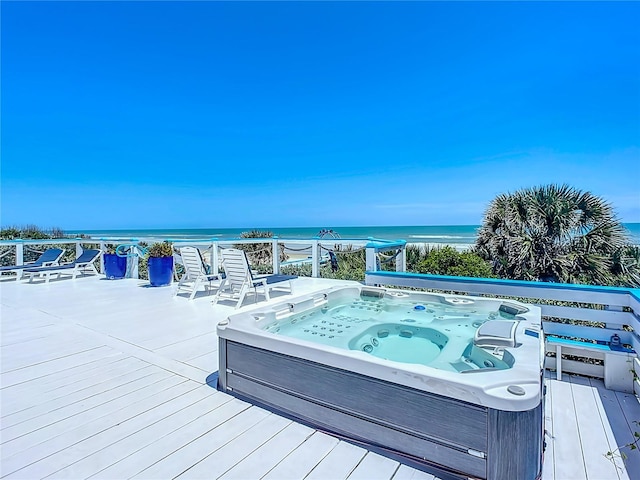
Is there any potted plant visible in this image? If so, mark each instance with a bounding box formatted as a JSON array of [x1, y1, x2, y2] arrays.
[[103, 244, 128, 280], [147, 241, 174, 287]]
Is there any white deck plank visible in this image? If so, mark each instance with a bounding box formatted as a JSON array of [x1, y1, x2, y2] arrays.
[[392, 464, 436, 480], [347, 451, 400, 480], [569, 375, 622, 480], [0, 367, 167, 445], [131, 405, 272, 479], [548, 376, 588, 480], [154, 331, 219, 361], [215, 422, 315, 479], [585, 378, 632, 480], [1, 373, 185, 465], [262, 431, 340, 480], [88, 398, 251, 479], [43, 385, 227, 479], [614, 389, 640, 479], [1, 335, 100, 372], [184, 351, 219, 372], [0, 324, 62, 347], [0, 346, 122, 388], [590, 376, 640, 479], [0, 353, 129, 412], [1, 359, 152, 428], [174, 413, 294, 479], [305, 440, 368, 480]]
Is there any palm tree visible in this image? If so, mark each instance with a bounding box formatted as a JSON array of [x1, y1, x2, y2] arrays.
[[475, 184, 638, 286]]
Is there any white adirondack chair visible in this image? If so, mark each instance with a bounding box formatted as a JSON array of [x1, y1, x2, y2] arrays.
[[212, 248, 295, 309], [174, 246, 221, 300]]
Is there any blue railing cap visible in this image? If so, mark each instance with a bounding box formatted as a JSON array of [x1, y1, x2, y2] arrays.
[[365, 270, 640, 300], [365, 239, 407, 249]]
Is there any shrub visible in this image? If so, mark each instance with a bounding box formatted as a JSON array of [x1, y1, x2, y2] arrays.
[[414, 246, 494, 278], [235, 230, 288, 270], [147, 241, 173, 258]]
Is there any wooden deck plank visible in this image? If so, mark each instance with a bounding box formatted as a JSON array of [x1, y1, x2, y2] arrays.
[[569, 375, 623, 479], [1, 335, 100, 372], [42, 385, 227, 479], [585, 378, 631, 480], [608, 386, 640, 478], [88, 398, 251, 479], [347, 451, 400, 480], [0, 324, 62, 347], [1, 374, 185, 466], [0, 366, 166, 444], [154, 331, 219, 361], [174, 413, 294, 479], [2, 379, 198, 479], [138, 326, 215, 351], [262, 431, 340, 480], [131, 405, 272, 479], [215, 422, 315, 479], [548, 377, 588, 480], [1, 359, 152, 428], [392, 464, 437, 480], [0, 353, 128, 412], [305, 441, 368, 480], [0, 346, 122, 388], [184, 351, 219, 372]]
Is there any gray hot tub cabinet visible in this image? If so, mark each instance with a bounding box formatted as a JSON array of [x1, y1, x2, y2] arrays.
[[218, 340, 544, 480]]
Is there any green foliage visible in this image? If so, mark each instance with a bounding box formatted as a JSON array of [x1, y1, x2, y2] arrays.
[[137, 242, 149, 279], [0, 225, 67, 240], [320, 247, 367, 281], [606, 420, 640, 463], [0, 227, 22, 240], [235, 230, 288, 267], [0, 225, 72, 268], [475, 184, 639, 286], [414, 246, 494, 278], [281, 263, 312, 277], [104, 244, 118, 254], [609, 245, 640, 288], [405, 244, 429, 271], [279, 248, 367, 281], [147, 241, 173, 258]]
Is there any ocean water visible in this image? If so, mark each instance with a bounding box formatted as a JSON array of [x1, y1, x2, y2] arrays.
[[74, 223, 640, 248]]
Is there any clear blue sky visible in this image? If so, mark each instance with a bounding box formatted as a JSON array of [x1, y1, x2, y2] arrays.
[[2, 1, 639, 230]]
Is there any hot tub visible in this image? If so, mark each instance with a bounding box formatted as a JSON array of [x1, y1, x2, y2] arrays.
[[217, 285, 545, 479]]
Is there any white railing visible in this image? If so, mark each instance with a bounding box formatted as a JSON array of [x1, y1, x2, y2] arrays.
[[0, 236, 407, 279], [365, 271, 640, 393]]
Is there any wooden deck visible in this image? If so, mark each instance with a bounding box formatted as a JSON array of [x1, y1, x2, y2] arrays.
[[1, 275, 638, 480]]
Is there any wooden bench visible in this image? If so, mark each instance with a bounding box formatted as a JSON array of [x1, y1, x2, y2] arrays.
[[546, 335, 636, 392]]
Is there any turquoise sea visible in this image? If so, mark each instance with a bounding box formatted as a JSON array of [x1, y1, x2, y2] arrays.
[[75, 223, 640, 248]]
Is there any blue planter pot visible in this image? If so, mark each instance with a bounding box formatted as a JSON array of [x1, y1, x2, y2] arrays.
[[103, 253, 127, 280], [148, 256, 173, 287]]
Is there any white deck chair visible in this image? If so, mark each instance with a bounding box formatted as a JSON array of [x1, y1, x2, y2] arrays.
[[174, 246, 221, 300], [22, 249, 101, 283], [213, 248, 296, 309]]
